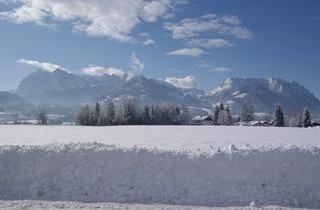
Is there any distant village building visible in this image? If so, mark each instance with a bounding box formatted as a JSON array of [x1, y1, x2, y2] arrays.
[[191, 115, 214, 125], [234, 120, 270, 126], [312, 122, 320, 127]]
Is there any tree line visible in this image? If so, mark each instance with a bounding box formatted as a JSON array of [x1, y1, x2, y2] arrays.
[[75, 99, 316, 127], [76, 99, 191, 126], [237, 104, 314, 127], [210, 103, 314, 127]]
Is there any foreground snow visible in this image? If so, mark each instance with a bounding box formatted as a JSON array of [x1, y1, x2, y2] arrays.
[[0, 200, 317, 210], [0, 126, 319, 208]]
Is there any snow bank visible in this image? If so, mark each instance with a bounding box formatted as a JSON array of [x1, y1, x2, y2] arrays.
[[0, 200, 315, 210], [1, 142, 320, 208]]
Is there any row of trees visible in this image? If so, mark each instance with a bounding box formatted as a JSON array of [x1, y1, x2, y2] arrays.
[[214, 103, 314, 127], [75, 99, 315, 127], [289, 107, 313, 128], [239, 104, 313, 127], [268, 105, 313, 127], [212, 103, 256, 126], [76, 100, 191, 126]]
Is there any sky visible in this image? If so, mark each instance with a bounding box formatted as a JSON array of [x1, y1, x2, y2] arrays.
[[0, 0, 319, 97]]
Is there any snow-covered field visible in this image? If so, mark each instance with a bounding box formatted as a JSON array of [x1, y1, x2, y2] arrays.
[[0, 125, 319, 209], [1, 125, 319, 150]]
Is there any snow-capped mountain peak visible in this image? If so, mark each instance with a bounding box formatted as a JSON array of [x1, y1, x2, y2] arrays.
[[205, 77, 320, 115], [211, 77, 234, 95], [12, 71, 320, 116]]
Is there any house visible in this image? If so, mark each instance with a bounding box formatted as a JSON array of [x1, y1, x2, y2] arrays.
[[251, 120, 270, 126], [312, 122, 320, 127], [191, 115, 214, 125], [234, 120, 270, 126]]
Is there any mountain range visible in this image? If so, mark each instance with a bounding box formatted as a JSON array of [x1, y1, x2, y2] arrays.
[[1, 68, 320, 116]]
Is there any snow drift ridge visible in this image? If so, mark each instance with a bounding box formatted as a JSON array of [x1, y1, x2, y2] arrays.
[[1, 143, 320, 208]]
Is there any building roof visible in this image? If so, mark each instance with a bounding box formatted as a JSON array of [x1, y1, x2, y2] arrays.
[[192, 115, 213, 121]]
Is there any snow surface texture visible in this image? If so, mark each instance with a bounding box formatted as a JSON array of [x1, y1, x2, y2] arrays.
[[0, 126, 320, 208], [1, 125, 319, 149], [0, 201, 317, 210]]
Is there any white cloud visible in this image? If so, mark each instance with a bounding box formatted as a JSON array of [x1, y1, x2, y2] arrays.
[[139, 33, 156, 45], [141, 0, 172, 22], [130, 52, 145, 74], [164, 13, 253, 40], [0, 0, 180, 42], [210, 67, 231, 72], [81, 66, 126, 78], [221, 15, 241, 25], [167, 48, 205, 57], [187, 38, 234, 48], [17, 59, 68, 72], [165, 75, 198, 89], [143, 38, 156, 45], [197, 60, 232, 73], [228, 26, 253, 39]]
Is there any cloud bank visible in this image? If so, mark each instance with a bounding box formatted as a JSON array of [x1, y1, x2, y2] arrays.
[[18, 52, 145, 79], [81, 66, 126, 78], [187, 38, 234, 48], [0, 0, 181, 42], [165, 75, 198, 89], [164, 13, 253, 41], [17, 59, 68, 72], [197, 60, 232, 73], [167, 48, 205, 57]]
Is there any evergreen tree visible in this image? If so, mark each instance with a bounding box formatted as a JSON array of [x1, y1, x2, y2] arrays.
[[88, 107, 96, 126], [154, 105, 161, 124], [296, 112, 303, 127], [150, 105, 156, 124], [115, 106, 122, 125], [240, 105, 254, 122], [302, 107, 312, 127], [94, 102, 101, 125], [122, 99, 138, 125], [170, 106, 181, 125], [213, 106, 219, 125], [219, 103, 225, 111], [107, 101, 115, 125], [178, 105, 191, 125], [217, 105, 232, 125], [142, 105, 151, 124], [100, 100, 115, 125], [225, 106, 232, 125], [158, 104, 172, 125], [273, 104, 284, 127], [37, 112, 48, 125], [76, 105, 90, 125]]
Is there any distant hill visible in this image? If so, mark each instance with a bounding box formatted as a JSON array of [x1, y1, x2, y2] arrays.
[[0, 91, 30, 109]]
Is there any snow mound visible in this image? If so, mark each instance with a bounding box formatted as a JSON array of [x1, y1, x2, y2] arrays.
[[1, 143, 320, 208], [0, 200, 316, 210]]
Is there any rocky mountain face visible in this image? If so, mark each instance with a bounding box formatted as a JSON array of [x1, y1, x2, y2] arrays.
[[203, 77, 320, 115], [15, 69, 203, 107], [12, 69, 320, 116]]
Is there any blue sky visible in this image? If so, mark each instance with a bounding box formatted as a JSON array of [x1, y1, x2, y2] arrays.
[[0, 0, 319, 97]]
